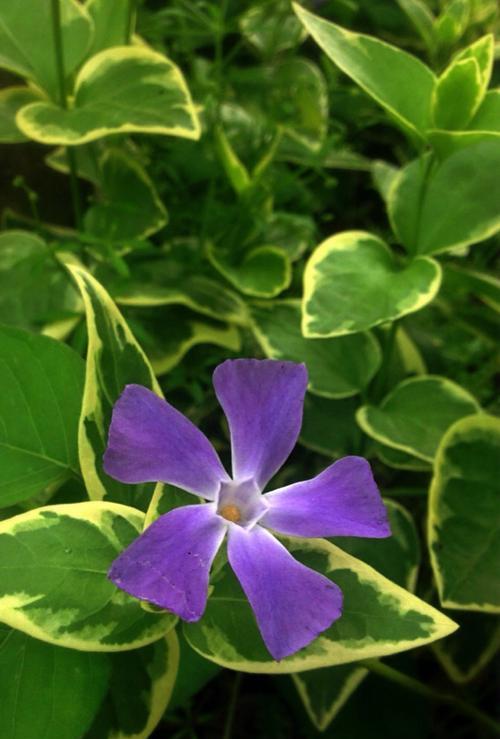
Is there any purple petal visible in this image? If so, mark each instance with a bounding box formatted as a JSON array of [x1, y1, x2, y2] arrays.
[[227, 525, 342, 660], [261, 456, 391, 538], [213, 359, 308, 489], [108, 504, 226, 621], [103, 384, 229, 499]]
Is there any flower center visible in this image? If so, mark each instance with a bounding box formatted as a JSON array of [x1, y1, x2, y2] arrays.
[[219, 504, 242, 523]]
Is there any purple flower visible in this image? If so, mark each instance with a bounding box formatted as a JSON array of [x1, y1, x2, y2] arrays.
[[104, 359, 390, 660]]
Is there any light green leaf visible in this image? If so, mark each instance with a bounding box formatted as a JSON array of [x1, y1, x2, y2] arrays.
[[433, 611, 500, 684], [0, 624, 111, 739], [389, 142, 500, 255], [127, 306, 241, 377], [432, 58, 482, 130], [0, 0, 93, 100], [214, 125, 251, 195], [299, 395, 360, 458], [0, 87, 42, 143], [250, 300, 381, 398], [63, 258, 162, 509], [293, 4, 436, 139], [0, 324, 84, 507], [428, 414, 500, 613], [454, 34, 494, 97], [86, 0, 130, 55], [84, 148, 167, 241], [469, 89, 500, 133], [208, 243, 291, 298], [372, 160, 400, 205], [17, 46, 200, 145], [184, 535, 456, 673], [87, 630, 179, 739], [434, 0, 470, 48], [293, 500, 420, 731], [0, 502, 176, 650], [302, 231, 441, 337], [395, 0, 436, 51], [357, 376, 480, 462], [0, 230, 79, 332]]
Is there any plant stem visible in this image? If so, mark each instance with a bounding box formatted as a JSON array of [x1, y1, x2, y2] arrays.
[[222, 672, 242, 739], [370, 320, 398, 402], [126, 0, 136, 44], [50, 0, 83, 229], [364, 660, 500, 736]]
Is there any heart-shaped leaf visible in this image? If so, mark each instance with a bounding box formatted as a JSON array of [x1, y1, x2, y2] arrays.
[[302, 231, 441, 337], [208, 243, 291, 298], [0, 87, 42, 143], [17, 46, 200, 145], [429, 414, 500, 613]]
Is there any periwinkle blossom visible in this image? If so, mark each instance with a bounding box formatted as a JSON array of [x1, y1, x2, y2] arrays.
[[104, 359, 390, 660]]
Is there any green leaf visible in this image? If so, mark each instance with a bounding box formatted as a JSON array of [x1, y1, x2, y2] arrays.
[[469, 89, 500, 133], [0, 502, 176, 650], [432, 58, 482, 130], [84, 148, 167, 241], [376, 444, 431, 472], [184, 536, 457, 673], [395, 0, 436, 51], [208, 243, 291, 298], [444, 264, 500, 312], [434, 0, 470, 48], [261, 212, 315, 261], [17, 46, 200, 145], [428, 414, 500, 613], [302, 231, 442, 337], [0, 230, 79, 332], [357, 376, 480, 462], [0, 87, 41, 143], [454, 34, 494, 97], [250, 300, 381, 398], [433, 611, 500, 684], [87, 630, 179, 739], [299, 395, 361, 458], [214, 125, 251, 195], [127, 306, 241, 377], [0, 0, 93, 100], [240, 0, 306, 55], [0, 624, 111, 739], [293, 4, 436, 139], [0, 324, 84, 507], [168, 631, 220, 712], [293, 500, 420, 731], [389, 142, 500, 255], [63, 258, 162, 509], [86, 0, 130, 55]]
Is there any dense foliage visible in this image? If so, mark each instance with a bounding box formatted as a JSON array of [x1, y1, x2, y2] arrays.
[[0, 1, 499, 737]]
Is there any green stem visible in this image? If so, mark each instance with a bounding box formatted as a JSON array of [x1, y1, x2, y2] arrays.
[[125, 0, 136, 44], [370, 320, 398, 403], [222, 672, 242, 739], [364, 660, 500, 736], [50, 0, 82, 229]]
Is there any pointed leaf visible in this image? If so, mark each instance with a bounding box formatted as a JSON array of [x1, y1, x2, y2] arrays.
[[0, 502, 176, 650], [432, 58, 482, 130]]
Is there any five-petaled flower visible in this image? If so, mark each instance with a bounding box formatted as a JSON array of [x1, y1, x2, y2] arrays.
[[104, 359, 390, 660]]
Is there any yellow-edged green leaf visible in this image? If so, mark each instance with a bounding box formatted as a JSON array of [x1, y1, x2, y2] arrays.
[[250, 300, 381, 398], [84, 148, 167, 241], [0, 0, 93, 100], [434, 0, 470, 49], [17, 46, 200, 145], [0, 86, 42, 143], [88, 630, 179, 739], [127, 306, 241, 377], [0, 502, 176, 650], [433, 611, 500, 684], [432, 58, 482, 130], [293, 4, 436, 139], [376, 444, 431, 472], [0, 230, 79, 331], [0, 324, 84, 507], [302, 231, 441, 337], [208, 243, 291, 298], [454, 34, 494, 97], [293, 500, 420, 731], [184, 536, 456, 674], [389, 141, 500, 255], [428, 414, 500, 613], [63, 258, 162, 510], [0, 624, 111, 739], [357, 376, 480, 462]]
